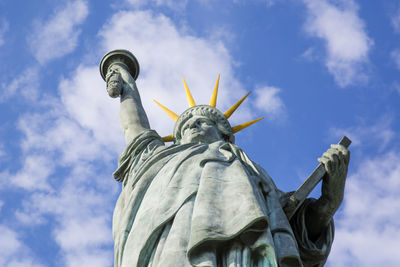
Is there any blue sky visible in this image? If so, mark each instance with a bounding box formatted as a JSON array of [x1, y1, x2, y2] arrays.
[[0, 0, 399, 266]]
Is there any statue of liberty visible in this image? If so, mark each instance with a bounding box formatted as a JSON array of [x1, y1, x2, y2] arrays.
[[100, 50, 350, 267]]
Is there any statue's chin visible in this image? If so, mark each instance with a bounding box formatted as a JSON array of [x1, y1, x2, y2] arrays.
[[107, 87, 121, 98]]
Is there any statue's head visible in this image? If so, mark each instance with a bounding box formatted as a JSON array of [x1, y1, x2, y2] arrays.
[[174, 105, 234, 144], [154, 76, 264, 145]]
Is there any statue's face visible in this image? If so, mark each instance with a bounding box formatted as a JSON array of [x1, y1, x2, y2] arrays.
[[180, 116, 222, 144]]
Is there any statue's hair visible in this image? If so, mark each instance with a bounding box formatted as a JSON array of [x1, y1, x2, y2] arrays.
[[174, 105, 235, 144]]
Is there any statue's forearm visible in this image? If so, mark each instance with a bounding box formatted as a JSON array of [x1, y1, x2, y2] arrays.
[[304, 197, 335, 241], [119, 83, 150, 144]]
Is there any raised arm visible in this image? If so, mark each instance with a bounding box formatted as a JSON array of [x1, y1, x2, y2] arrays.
[[106, 63, 150, 144]]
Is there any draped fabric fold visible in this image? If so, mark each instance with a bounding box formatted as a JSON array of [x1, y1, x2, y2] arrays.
[[112, 130, 333, 267]]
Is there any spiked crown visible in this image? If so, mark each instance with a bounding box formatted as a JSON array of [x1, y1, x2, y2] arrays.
[[154, 75, 263, 144]]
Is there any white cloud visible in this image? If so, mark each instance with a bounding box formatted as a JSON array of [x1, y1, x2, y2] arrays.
[[17, 99, 121, 165], [1, 66, 40, 102], [328, 151, 400, 266], [301, 47, 318, 61], [302, 0, 372, 87], [391, 49, 400, 70], [0, 225, 43, 267], [124, 0, 146, 6], [0, 18, 9, 46], [392, 81, 400, 95], [254, 86, 285, 119], [58, 66, 123, 154], [124, 0, 188, 10], [5, 65, 123, 263], [330, 117, 395, 151], [5, 66, 120, 265], [21, 173, 115, 267], [28, 0, 88, 64], [391, 6, 400, 33], [0, 144, 5, 159], [0, 226, 20, 264], [12, 112, 117, 266], [11, 155, 54, 191], [265, 0, 276, 7]]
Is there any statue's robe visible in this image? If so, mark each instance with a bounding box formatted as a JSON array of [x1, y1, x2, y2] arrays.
[[112, 130, 334, 267]]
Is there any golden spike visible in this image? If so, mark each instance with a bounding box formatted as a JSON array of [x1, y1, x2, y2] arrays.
[[162, 135, 174, 142], [224, 91, 251, 119], [209, 74, 220, 107], [231, 117, 264, 133], [182, 78, 196, 107], [153, 99, 179, 122]]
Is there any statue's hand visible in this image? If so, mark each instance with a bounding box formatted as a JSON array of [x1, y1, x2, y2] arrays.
[[317, 144, 350, 215], [105, 67, 123, 98], [105, 64, 132, 98], [105, 63, 137, 100]]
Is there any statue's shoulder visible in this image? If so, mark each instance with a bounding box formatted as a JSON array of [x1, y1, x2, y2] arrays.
[[123, 130, 164, 155]]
